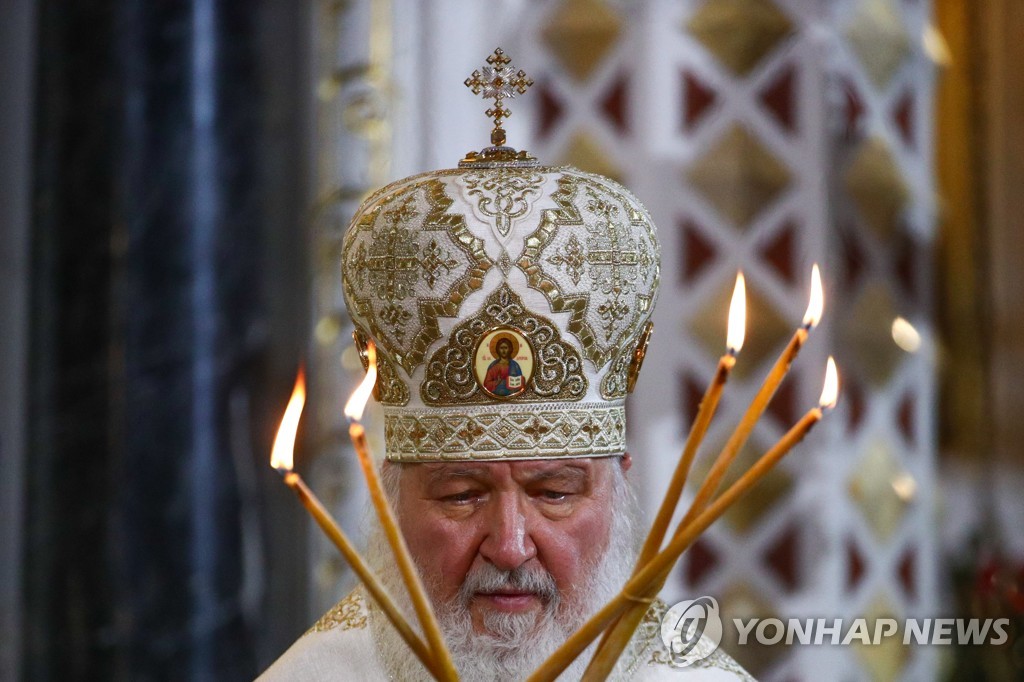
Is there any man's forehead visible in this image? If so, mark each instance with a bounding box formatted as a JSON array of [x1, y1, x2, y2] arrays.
[[413, 458, 602, 482]]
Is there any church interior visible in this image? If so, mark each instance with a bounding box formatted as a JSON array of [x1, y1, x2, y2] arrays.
[[0, 0, 1021, 680]]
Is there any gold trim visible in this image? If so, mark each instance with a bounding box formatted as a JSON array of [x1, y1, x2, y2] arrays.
[[305, 591, 368, 635], [460, 146, 539, 168], [615, 598, 755, 680], [626, 321, 654, 394], [353, 327, 409, 406], [384, 404, 625, 461], [601, 342, 634, 400]]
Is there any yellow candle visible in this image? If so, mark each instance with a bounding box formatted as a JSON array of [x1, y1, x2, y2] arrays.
[[578, 410, 822, 681], [346, 342, 459, 682], [634, 272, 745, 570], [682, 265, 822, 533], [280, 471, 436, 674], [269, 369, 439, 677], [348, 424, 458, 681], [590, 274, 745, 664], [585, 354, 735, 675], [683, 329, 804, 522], [530, 357, 838, 682], [645, 357, 733, 559], [529, 410, 823, 682]]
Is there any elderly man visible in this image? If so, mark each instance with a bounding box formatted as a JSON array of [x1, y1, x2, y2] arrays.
[[261, 451, 751, 680], [260, 56, 752, 678]]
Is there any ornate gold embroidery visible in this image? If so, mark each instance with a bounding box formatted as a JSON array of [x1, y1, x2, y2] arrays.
[[418, 238, 460, 288], [384, 405, 625, 461], [353, 327, 410, 406], [601, 344, 634, 400], [343, 178, 493, 374], [625, 320, 654, 395], [306, 591, 368, 634], [347, 166, 555, 213], [464, 169, 544, 238], [377, 304, 413, 342], [496, 249, 514, 276], [421, 285, 587, 405], [547, 232, 586, 285], [362, 196, 422, 301], [682, 647, 756, 680], [341, 165, 660, 458], [625, 598, 755, 681], [517, 171, 660, 371], [581, 187, 651, 339], [614, 598, 669, 677]]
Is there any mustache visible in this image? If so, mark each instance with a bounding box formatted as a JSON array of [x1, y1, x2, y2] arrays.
[[458, 563, 561, 606]]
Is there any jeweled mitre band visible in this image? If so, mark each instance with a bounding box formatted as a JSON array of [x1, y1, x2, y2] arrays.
[[383, 404, 627, 462]]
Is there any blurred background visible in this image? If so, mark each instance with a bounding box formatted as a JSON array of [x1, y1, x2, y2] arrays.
[[1, 0, 1021, 680]]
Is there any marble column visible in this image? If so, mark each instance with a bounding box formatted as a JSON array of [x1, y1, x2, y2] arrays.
[[24, 1, 311, 680]]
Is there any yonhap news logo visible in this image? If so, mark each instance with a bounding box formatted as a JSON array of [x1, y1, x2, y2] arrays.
[[731, 616, 1012, 647], [659, 596, 724, 667], [661, 595, 1013, 666]]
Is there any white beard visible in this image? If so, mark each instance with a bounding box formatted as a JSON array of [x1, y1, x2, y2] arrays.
[[366, 462, 641, 682]]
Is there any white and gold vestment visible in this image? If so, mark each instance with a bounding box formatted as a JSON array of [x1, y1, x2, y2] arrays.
[[260, 590, 754, 681]]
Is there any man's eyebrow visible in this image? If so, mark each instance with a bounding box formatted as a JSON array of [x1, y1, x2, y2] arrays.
[[521, 466, 589, 484], [424, 466, 490, 485]]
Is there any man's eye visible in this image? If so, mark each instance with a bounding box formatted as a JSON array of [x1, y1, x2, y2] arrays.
[[540, 490, 570, 502], [443, 491, 478, 504]]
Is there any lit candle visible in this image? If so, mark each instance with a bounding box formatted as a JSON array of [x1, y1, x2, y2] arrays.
[[581, 268, 824, 679], [589, 273, 746, 661], [683, 264, 823, 528], [269, 370, 437, 675], [635, 272, 745, 568], [529, 358, 839, 682], [345, 342, 459, 682], [584, 273, 745, 676]]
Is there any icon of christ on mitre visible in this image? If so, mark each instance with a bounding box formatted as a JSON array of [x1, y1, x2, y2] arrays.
[[478, 329, 530, 398], [260, 49, 753, 681]]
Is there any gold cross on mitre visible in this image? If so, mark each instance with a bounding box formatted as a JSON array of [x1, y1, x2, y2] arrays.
[[464, 48, 534, 147]]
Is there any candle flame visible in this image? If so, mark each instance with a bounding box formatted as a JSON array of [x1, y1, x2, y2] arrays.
[[819, 356, 839, 409], [727, 272, 746, 353], [802, 263, 824, 329], [344, 340, 378, 422], [270, 368, 306, 471]]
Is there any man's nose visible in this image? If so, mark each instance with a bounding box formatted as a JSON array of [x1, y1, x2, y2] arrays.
[[479, 494, 537, 570]]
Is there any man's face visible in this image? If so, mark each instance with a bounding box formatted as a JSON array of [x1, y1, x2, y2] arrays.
[[497, 340, 511, 359], [395, 458, 624, 635]]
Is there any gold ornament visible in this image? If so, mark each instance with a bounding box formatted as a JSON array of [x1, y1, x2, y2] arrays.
[[626, 321, 654, 394], [461, 48, 538, 166]]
